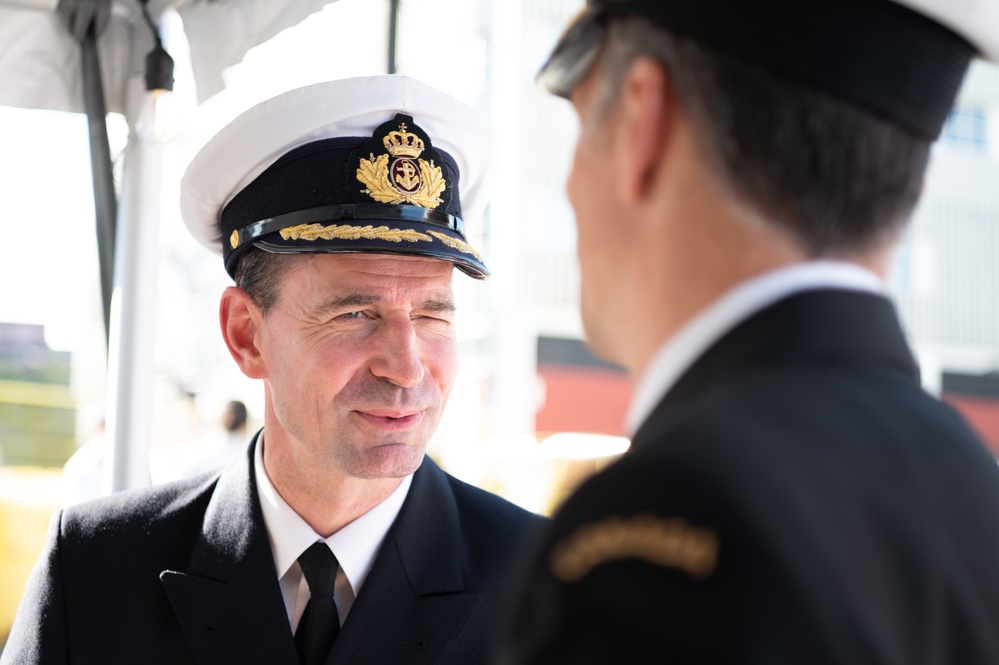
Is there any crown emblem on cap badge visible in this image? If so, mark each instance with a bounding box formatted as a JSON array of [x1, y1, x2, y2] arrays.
[[357, 119, 446, 209], [383, 123, 424, 159]]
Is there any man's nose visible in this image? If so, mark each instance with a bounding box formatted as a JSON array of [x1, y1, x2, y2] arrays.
[[369, 319, 425, 388]]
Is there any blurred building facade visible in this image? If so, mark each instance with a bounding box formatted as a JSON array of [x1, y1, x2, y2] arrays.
[[0, 323, 75, 467], [485, 0, 627, 445], [889, 63, 999, 453]]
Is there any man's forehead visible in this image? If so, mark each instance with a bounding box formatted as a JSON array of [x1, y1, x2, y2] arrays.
[[306, 251, 456, 276], [280, 253, 455, 302]]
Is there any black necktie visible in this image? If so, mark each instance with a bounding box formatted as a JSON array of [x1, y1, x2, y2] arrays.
[[295, 542, 341, 665]]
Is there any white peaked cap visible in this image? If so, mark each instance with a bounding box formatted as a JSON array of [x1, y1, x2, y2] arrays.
[[180, 75, 494, 258]]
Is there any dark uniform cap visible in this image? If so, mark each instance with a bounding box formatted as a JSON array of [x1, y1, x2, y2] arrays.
[[539, 0, 999, 139], [180, 76, 492, 279]]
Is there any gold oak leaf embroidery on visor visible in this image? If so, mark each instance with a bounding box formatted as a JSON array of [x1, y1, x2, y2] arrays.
[[279, 223, 432, 243], [550, 514, 719, 583], [427, 231, 482, 261]]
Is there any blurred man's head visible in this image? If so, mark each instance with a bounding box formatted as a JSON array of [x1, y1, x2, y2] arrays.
[[539, 0, 995, 371], [589, 15, 934, 256]]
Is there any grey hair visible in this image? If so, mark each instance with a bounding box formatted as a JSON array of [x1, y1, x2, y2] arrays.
[[596, 15, 932, 256], [231, 248, 306, 313]]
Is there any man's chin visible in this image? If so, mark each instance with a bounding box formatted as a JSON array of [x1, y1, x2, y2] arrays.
[[350, 442, 426, 480]]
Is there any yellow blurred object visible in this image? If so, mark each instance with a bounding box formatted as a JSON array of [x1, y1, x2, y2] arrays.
[[539, 433, 630, 515], [544, 456, 622, 516], [0, 467, 62, 647]]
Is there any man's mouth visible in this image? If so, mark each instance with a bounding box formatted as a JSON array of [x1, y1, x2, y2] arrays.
[[354, 409, 424, 429]]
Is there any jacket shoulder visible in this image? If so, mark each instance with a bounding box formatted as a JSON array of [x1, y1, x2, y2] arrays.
[[434, 464, 547, 582], [58, 473, 217, 550], [444, 469, 546, 530]]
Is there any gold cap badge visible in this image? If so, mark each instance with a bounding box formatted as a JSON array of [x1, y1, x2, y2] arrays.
[[355, 114, 448, 209]]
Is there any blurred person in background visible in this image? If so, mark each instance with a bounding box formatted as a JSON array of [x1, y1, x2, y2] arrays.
[[4, 75, 544, 665], [59, 416, 105, 506], [497, 1, 999, 663], [163, 399, 250, 482]]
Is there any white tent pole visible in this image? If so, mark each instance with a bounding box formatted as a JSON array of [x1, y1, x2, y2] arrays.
[[103, 72, 164, 493]]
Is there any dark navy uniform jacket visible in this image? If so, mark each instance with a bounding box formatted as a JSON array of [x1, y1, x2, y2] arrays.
[[3, 438, 544, 664], [497, 290, 999, 664]]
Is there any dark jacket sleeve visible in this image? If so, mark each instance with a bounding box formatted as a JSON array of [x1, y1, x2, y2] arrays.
[[494, 449, 739, 665], [2, 510, 70, 664]]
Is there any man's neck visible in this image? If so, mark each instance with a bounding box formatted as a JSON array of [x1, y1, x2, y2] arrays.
[[621, 212, 806, 378], [260, 431, 404, 538], [613, 169, 900, 380]]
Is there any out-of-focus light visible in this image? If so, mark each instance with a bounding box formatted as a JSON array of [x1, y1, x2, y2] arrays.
[[540, 432, 631, 460], [134, 88, 176, 142]]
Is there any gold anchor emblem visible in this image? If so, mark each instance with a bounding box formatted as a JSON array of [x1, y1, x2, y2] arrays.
[[393, 158, 421, 192]]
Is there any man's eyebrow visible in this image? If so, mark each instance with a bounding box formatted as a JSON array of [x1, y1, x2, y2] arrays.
[[418, 299, 456, 313], [316, 295, 455, 315], [319, 294, 380, 315]]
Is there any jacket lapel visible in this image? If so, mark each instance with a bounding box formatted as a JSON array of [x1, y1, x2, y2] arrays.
[[328, 457, 482, 664], [161, 433, 298, 665]]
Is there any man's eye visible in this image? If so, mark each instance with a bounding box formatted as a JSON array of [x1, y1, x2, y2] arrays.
[[416, 314, 452, 325], [337, 311, 364, 320]]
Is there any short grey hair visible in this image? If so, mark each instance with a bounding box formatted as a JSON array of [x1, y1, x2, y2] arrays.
[[231, 248, 305, 313], [596, 15, 932, 256]]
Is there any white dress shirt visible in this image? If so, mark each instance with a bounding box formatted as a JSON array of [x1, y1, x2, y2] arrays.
[[626, 261, 886, 436], [253, 434, 413, 631]]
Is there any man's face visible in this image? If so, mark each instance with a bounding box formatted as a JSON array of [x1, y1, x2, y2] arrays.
[[567, 65, 624, 361], [258, 253, 458, 481]]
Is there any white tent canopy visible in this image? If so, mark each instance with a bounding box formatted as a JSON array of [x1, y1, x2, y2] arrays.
[[0, 0, 343, 491], [0, 0, 339, 114]]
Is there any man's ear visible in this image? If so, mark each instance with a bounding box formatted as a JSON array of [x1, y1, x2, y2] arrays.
[[616, 56, 672, 203], [220, 286, 267, 379]]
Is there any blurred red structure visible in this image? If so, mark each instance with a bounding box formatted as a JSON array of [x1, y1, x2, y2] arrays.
[[535, 337, 632, 437]]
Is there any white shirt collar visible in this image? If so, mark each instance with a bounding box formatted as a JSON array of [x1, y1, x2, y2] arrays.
[[253, 432, 413, 626], [626, 261, 885, 436]]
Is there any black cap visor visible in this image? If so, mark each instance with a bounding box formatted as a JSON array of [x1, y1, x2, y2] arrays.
[[226, 204, 488, 279]]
